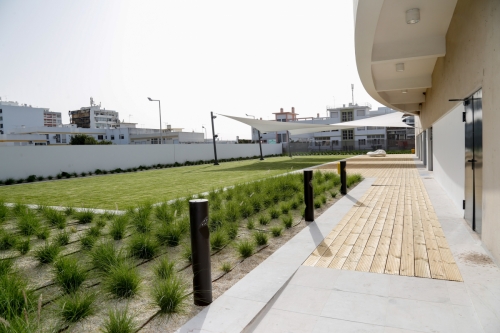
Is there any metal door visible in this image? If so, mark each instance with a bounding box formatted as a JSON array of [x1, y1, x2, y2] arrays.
[[464, 89, 483, 234]]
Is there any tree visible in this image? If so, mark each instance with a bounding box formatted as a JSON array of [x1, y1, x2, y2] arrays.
[[70, 134, 111, 145]]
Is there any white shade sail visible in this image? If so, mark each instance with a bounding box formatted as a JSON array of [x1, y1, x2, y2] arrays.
[[220, 112, 412, 135]]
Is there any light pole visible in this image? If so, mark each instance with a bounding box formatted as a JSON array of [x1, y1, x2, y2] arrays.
[[211, 112, 219, 165], [246, 114, 264, 161], [147, 97, 162, 144], [202, 126, 207, 140]]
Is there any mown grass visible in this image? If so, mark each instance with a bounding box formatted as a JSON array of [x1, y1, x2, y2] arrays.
[[0, 156, 348, 209]]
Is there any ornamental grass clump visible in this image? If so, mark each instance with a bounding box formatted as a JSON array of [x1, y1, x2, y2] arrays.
[[16, 238, 30, 255], [36, 226, 50, 240], [210, 229, 229, 251], [91, 241, 124, 273], [281, 214, 293, 229], [270, 226, 283, 237], [0, 273, 35, 319], [104, 261, 141, 298], [269, 207, 280, 219], [0, 230, 17, 251], [280, 202, 291, 215], [258, 214, 270, 226], [221, 262, 232, 273], [153, 257, 175, 280], [151, 275, 188, 315], [314, 198, 322, 208], [0, 201, 8, 222], [76, 209, 94, 224], [34, 241, 60, 264], [53, 257, 87, 294], [208, 210, 224, 232], [0, 259, 13, 277], [155, 202, 174, 224], [12, 202, 28, 217], [58, 291, 96, 323], [156, 220, 188, 247], [43, 208, 66, 229], [237, 239, 255, 258], [246, 219, 255, 230], [80, 234, 97, 250], [101, 307, 137, 333], [17, 211, 40, 236], [128, 234, 159, 260], [64, 206, 75, 217], [253, 232, 268, 246], [346, 173, 363, 188], [224, 202, 240, 222], [55, 230, 70, 246], [225, 222, 238, 240], [110, 215, 128, 240]]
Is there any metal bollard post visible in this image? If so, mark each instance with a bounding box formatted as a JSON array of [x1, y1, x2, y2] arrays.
[[340, 160, 347, 195], [189, 199, 212, 306], [304, 170, 314, 222]]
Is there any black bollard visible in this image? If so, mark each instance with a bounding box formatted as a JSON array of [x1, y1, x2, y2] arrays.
[[340, 160, 347, 195], [304, 170, 314, 222], [189, 199, 212, 306]]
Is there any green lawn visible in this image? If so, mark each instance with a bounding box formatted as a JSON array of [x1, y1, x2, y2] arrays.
[[0, 156, 348, 209]]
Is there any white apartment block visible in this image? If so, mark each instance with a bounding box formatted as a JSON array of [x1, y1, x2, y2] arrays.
[[69, 101, 119, 129], [253, 104, 414, 151], [0, 99, 61, 136]]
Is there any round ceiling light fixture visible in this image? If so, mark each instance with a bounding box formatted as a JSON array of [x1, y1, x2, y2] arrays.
[[402, 89, 408, 94], [396, 63, 405, 72], [406, 8, 420, 24]]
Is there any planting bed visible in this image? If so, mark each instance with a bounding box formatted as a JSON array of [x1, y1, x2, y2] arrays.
[[0, 170, 362, 333]]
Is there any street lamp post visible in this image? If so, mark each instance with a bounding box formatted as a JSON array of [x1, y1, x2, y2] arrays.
[[147, 97, 162, 144], [211, 112, 219, 165], [202, 126, 207, 140], [246, 114, 264, 161]]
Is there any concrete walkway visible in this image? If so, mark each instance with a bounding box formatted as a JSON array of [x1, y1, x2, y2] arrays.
[[178, 156, 500, 333]]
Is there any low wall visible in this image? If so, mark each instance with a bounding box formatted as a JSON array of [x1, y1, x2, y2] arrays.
[[0, 144, 282, 180]]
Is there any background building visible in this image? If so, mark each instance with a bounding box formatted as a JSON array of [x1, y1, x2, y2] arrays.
[[253, 105, 414, 151], [69, 99, 119, 129]]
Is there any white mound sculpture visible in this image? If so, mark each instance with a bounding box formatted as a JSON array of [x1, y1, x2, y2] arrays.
[[367, 149, 386, 157]]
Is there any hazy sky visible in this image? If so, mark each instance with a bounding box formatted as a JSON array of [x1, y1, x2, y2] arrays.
[[0, 0, 382, 139]]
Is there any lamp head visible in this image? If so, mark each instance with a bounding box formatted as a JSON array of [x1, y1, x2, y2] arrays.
[[147, 97, 152, 101]]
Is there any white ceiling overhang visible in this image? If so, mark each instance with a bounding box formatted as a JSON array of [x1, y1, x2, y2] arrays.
[[354, 0, 458, 114], [221, 113, 412, 136]]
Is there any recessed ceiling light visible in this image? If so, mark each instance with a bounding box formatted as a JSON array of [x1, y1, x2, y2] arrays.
[[406, 8, 420, 24], [402, 90, 408, 94], [396, 63, 405, 72]]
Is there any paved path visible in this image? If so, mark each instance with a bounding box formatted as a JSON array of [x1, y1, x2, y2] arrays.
[[178, 156, 500, 333]]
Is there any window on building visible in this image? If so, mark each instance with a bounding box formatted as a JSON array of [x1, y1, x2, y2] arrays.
[[357, 127, 365, 131], [0, 124, 3, 128], [119, 134, 124, 139], [111, 135, 115, 140], [330, 111, 339, 118], [356, 110, 366, 117], [0, 116, 2, 121], [342, 130, 354, 140], [341, 111, 353, 122], [332, 140, 339, 146], [0, 131, 3, 135], [0, 109, 2, 113], [359, 139, 366, 146], [98, 135, 103, 140]]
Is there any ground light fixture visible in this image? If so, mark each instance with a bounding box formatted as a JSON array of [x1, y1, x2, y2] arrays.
[[406, 8, 420, 24], [396, 63, 405, 72], [147, 97, 163, 144], [245, 114, 264, 161]]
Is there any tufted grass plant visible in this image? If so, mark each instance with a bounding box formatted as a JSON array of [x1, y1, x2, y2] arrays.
[[43, 208, 66, 229], [76, 209, 94, 224], [237, 239, 255, 258], [110, 215, 128, 240], [346, 173, 363, 188], [153, 257, 175, 280], [314, 198, 322, 209], [64, 206, 75, 217], [155, 202, 174, 224], [181, 242, 192, 263], [55, 230, 70, 246], [16, 238, 30, 255], [91, 241, 124, 273], [258, 214, 270, 226], [151, 275, 188, 315], [0, 273, 35, 319], [80, 234, 97, 251], [156, 219, 188, 247], [0, 201, 8, 222], [100, 306, 137, 333], [210, 229, 229, 251], [221, 262, 232, 273], [128, 234, 159, 260], [269, 207, 280, 219], [225, 222, 238, 240], [246, 219, 255, 230], [104, 261, 141, 298], [0, 230, 17, 251], [270, 226, 283, 237], [17, 211, 41, 236], [36, 226, 50, 240], [34, 241, 60, 264], [0, 259, 13, 277], [53, 257, 87, 294], [253, 232, 268, 246], [58, 291, 96, 323]]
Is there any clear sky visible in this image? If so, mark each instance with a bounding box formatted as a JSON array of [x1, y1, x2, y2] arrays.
[[0, 0, 382, 140]]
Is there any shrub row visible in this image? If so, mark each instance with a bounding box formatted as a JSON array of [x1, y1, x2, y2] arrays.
[[0, 154, 282, 186], [290, 149, 413, 156]]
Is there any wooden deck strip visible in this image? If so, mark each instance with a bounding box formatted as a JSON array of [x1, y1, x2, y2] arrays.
[[308, 155, 463, 282]]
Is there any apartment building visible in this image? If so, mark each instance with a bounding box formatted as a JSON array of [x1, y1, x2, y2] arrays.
[[254, 105, 414, 151], [69, 102, 119, 129]]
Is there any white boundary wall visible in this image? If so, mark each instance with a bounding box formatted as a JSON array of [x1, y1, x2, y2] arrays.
[[0, 144, 282, 179], [432, 104, 465, 211]]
